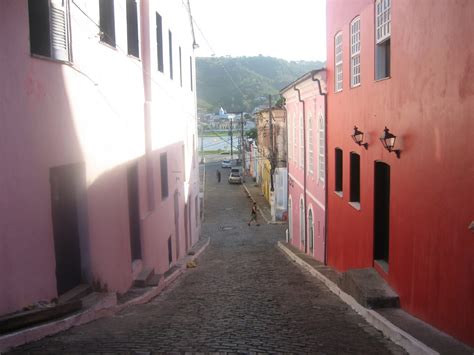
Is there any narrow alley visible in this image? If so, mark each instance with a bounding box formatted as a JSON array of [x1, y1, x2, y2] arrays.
[[11, 161, 404, 354]]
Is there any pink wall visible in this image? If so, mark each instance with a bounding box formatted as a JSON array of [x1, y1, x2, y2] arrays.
[[140, 144, 201, 275], [0, 0, 200, 315], [283, 72, 327, 262], [327, 0, 474, 345], [0, 1, 81, 314]]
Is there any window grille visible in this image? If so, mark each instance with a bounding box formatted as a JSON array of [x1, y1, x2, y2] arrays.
[[351, 17, 361, 87], [308, 114, 314, 174], [318, 114, 325, 182], [376, 0, 391, 44], [335, 32, 343, 91], [299, 114, 304, 169]]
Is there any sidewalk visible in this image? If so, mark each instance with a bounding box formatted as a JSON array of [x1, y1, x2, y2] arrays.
[[199, 160, 206, 222], [278, 241, 474, 355], [242, 180, 286, 225], [0, 237, 210, 353]]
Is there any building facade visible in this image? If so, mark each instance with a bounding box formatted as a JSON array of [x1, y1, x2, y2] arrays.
[[255, 107, 287, 221], [0, 0, 200, 317], [326, 0, 474, 345], [281, 70, 327, 262]]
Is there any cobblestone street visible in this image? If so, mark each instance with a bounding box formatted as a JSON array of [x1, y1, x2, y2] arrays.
[[12, 162, 404, 354]]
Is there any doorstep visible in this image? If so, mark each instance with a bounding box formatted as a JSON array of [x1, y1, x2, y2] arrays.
[[0, 292, 116, 353], [0, 236, 211, 353], [278, 241, 474, 355]]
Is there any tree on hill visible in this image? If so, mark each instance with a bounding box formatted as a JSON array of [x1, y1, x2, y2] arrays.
[[196, 56, 324, 113]]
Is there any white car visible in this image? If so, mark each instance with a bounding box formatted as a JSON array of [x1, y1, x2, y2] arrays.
[[221, 160, 232, 168], [228, 171, 242, 184]]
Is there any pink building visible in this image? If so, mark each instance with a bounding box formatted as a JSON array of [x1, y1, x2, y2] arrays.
[[281, 70, 327, 262], [0, 0, 200, 317]]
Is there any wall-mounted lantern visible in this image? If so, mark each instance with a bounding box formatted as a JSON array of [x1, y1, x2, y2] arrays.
[[380, 127, 401, 158], [351, 126, 368, 149]]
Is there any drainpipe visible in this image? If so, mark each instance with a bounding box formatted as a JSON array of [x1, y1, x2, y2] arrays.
[[293, 85, 307, 254], [283, 97, 289, 240], [139, 0, 155, 212], [311, 71, 328, 265]]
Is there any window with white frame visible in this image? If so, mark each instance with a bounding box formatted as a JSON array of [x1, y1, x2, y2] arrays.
[[308, 114, 314, 174], [288, 115, 293, 160], [335, 32, 343, 91], [293, 113, 297, 165], [351, 17, 361, 87], [318, 113, 325, 182], [376, 0, 391, 43], [299, 114, 304, 169], [375, 0, 391, 79]]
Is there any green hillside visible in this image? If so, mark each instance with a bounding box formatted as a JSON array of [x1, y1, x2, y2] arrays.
[[196, 56, 324, 113]]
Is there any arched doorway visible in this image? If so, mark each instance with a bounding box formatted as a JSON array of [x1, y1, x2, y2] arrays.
[[308, 208, 314, 255]]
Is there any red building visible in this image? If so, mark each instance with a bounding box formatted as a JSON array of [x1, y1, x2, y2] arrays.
[[326, 0, 474, 346]]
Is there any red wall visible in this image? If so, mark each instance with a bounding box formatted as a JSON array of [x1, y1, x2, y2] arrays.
[[326, 0, 474, 345]]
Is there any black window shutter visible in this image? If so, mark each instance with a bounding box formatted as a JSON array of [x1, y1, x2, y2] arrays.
[[28, 0, 51, 57]]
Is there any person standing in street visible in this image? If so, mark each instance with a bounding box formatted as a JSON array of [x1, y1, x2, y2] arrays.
[[216, 169, 221, 183], [248, 202, 260, 226]]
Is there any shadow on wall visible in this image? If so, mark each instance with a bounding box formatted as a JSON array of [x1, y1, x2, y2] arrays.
[[0, 0, 85, 315], [84, 143, 201, 295], [0, 1, 201, 317]]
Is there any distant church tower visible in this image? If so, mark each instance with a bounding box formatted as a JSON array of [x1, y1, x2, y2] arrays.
[[219, 107, 226, 117]]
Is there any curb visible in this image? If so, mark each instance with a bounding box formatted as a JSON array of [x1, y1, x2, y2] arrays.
[[242, 183, 271, 224], [0, 237, 211, 353], [242, 183, 287, 225], [0, 293, 117, 353], [277, 241, 438, 355], [200, 158, 206, 223]]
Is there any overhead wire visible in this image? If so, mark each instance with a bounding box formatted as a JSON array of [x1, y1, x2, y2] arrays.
[[189, 7, 247, 101], [69, 0, 197, 119]]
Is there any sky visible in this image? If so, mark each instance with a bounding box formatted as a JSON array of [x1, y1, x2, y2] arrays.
[[190, 0, 327, 62]]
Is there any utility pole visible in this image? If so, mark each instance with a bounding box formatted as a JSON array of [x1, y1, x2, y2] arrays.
[[230, 116, 233, 160], [200, 124, 204, 163], [269, 95, 274, 192], [240, 112, 245, 180]]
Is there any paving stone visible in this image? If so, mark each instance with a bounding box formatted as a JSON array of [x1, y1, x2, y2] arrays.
[[10, 163, 405, 354]]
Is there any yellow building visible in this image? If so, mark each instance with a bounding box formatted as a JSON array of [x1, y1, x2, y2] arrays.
[[258, 157, 272, 202]]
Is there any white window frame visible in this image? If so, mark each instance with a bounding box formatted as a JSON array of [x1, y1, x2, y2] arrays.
[[335, 32, 343, 92], [318, 113, 325, 182], [293, 113, 297, 165], [308, 113, 314, 174], [376, 0, 391, 44], [289, 114, 293, 161], [351, 17, 361, 87], [299, 114, 304, 169]]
